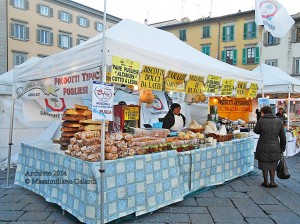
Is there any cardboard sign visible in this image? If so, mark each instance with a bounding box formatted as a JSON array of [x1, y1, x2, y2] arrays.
[[204, 75, 222, 94], [111, 56, 140, 85], [124, 106, 140, 120], [220, 79, 235, 96], [189, 74, 205, 82], [248, 83, 258, 98], [185, 80, 204, 94], [236, 81, 247, 98], [165, 70, 187, 92], [140, 65, 165, 91]]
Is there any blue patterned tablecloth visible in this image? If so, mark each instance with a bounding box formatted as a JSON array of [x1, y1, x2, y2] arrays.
[[14, 137, 254, 223]]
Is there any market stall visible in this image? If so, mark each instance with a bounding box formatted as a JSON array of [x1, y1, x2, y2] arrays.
[[253, 63, 300, 156], [11, 19, 262, 223]]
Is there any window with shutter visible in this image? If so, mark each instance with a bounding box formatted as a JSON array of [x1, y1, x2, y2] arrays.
[[221, 50, 226, 62], [13, 52, 27, 66], [201, 45, 210, 56], [58, 33, 72, 49], [297, 27, 300, 42], [265, 60, 278, 67], [233, 49, 237, 65], [14, 0, 24, 9], [79, 17, 87, 27], [223, 49, 234, 65], [244, 22, 256, 39], [61, 11, 70, 22], [40, 5, 50, 16], [179, 29, 186, 41], [223, 25, 234, 42], [95, 22, 103, 32], [294, 58, 300, 75], [203, 26, 210, 38]]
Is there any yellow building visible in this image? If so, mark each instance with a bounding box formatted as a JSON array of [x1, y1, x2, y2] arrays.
[[157, 10, 261, 71], [0, 0, 121, 75]]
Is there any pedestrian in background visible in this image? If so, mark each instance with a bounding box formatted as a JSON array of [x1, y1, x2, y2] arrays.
[[254, 106, 286, 188]]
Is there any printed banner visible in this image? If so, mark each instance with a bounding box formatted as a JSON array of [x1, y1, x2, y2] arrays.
[[204, 75, 222, 94], [92, 81, 114, 121], [13, 68, 101, 99], [258, 98, 270, 109], [165, 70, 187, 92], [140, 65, 165, 91], [220, 79, 235, 96], [248, 83, 258, 98], [124, 107, 140, 120], [236, 81, 247, 98], [217, 98, 252, 112], [22, 98, 83, 121], [141, 91, 169, 120], [111, 56, 140, 85]]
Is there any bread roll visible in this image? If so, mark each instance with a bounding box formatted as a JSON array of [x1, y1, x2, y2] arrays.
[[64, 108, 78, 115], [62, 121, 82, 127], [79, 124, 101, 131], [61, 132, 76, 137], [61, 127, 80, 132], [75, 104, 89, 110], [62, 115, 87, 121], [79, 119, 102, 124], [105, 153, 118, 160]]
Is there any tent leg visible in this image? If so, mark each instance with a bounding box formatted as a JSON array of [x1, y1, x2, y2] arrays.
[[6, 98, 15, 188]]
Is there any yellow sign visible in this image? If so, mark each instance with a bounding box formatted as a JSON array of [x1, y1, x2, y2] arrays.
[[204, 75, 222, 94], [185, 80, 204, 94], [106, 71, 111, 83], [124, 107, 140, 120], [236, 81, 247, 98], [165, 70, 187, 92], [189, 74, 205, 82], [248, 83, 258, 98], [217, 98, 252, 112], [140, 65, 165, 91], [111, 56, 140, 85], [220, 79, 235, 96]]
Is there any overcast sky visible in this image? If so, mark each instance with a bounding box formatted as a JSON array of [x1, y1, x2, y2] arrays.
[[73, 0, 299, 24]]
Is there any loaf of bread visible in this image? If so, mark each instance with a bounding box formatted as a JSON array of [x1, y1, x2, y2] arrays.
[[62, 115, 87, 121], [62, 121, 82, 127], [105, 153, 118, 160], [79, 124, 101, 131], [79, 119, 102, 124], [61, 127, 80, 132]]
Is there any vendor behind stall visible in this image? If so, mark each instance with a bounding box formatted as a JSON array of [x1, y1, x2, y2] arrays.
[[275, 108, 287, 124], [162, 103, 186, 131]]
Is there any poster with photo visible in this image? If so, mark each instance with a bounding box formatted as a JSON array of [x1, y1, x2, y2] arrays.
[[258, 98, 270, 109]]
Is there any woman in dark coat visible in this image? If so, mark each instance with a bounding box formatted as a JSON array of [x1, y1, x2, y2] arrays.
[[162, 103, 186, 131], [254, 106, 286, 188]]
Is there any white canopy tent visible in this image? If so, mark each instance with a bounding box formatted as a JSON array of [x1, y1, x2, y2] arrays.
[[254, 63, 300, 94], [14, 19, 263, 86]]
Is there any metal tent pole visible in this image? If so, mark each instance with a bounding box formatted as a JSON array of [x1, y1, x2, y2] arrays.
[[100, 0, 107, 223], [6, 98, 15, 188]]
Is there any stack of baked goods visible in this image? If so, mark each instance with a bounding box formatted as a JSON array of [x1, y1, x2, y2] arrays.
[[59, 104, 93, 150]]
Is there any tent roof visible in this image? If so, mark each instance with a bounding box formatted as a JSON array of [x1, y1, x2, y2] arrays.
[[253, 64, 300, 93], [14, 19, 262, 87]]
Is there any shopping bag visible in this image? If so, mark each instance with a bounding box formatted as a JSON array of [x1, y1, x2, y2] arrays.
[[277, 155, 290, 179]]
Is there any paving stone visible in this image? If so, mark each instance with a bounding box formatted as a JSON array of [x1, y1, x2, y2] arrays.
[[247, 190, 280, 205], [124, 213, 190, 223], [18, 211, 51, 221], [2, 188, 27, 195], [232, 198, 267, 218], [45, 203, 61, 212], [0, 211, 24, 221], [22, 203, 49, 211], [189, 213, 214, 224], [289, 206, 300, 216], [0, 202, 28, 211], [212, 184, 234, 193], [259, 204, 291, 213], [214, 191, 249, 199], [193, 190, 215, 198], [246, 217, 275, 224], [230, 184, 262, 192], [19, 194, 46, 203], [0, 194, 26, 203], [10, 222, 54, 224], [157, 206, 208, 214], [46, 212, 80, 223], [269, 211, 300, 224], [228, 179, 249, 189], [266, 186, 300, 207], [195, 197, 234, 207], [174, 197, 198, 206], [208, 206, 244, 223]]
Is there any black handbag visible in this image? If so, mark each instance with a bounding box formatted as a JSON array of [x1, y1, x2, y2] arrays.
[[277, 155, 290, 179]]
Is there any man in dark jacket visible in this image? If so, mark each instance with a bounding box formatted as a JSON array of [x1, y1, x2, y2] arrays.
[[162, 103, 186, 131], [254, 106, 286, 188]]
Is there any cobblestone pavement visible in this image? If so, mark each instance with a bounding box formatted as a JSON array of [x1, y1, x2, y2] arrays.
[[1, 153, 299, 224]]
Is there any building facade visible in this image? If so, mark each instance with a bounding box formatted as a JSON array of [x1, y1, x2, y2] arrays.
[[157, 10, 260, 71], [262, 13, 300, 77], [0, 0, 121, 75]]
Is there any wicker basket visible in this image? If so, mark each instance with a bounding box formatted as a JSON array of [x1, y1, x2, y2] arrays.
[[188, 128, 204, 133], [206, 133, 233, 142]]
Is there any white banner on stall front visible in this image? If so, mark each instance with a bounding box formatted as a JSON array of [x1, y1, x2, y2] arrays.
[[141, 91, 169, 123], [92, 81, 114, 121], [22, 98, 83, 121], [13, 67, 100, 99]]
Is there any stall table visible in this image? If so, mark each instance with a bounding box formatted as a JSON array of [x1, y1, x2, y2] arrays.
[[15, 137, 254, 223]]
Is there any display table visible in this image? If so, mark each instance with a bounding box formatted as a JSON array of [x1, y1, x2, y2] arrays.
[[15, 137, 254, 223]]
